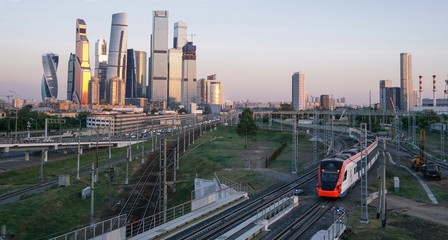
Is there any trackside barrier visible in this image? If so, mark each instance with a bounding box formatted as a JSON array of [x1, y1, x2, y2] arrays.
[[256, 192, 294, 221], [49, 214, 127, 240], [310, 210, 347, 240], [126, 182, 247, 238]]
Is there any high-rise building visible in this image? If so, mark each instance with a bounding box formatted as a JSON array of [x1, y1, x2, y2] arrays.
[[386, 87, 401, 111], [88, 76, 100, 104], [292, 72, 305, 110], [168, 48, 182, 107], [400, 52, 412, 111], [197, 78, 207, 104], [167, 21, 187, 108], [74, 19, 92, 105], [95, 39, 108, 103], [208, 79, 222, 105], [173, 21, 187, 49], [126, 49, 136, 98], [181, 42, 197, 106], [126, 50, 147, 99], [67, 53, 75, 101], [320, 95, 330, 110], [41, 53, 59, 101], [106, 13, 128, 105], [149, 10, 169, 105], [108, 77, 125, 105], [95, 39, 108, 76], [379, 80, 392, 111]]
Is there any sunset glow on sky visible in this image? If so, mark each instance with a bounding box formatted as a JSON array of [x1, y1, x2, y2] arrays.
[[1, 0, 448, 105]]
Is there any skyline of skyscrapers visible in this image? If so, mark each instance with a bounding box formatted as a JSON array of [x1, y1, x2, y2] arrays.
[[106, 12, 128, 105], [291, 72, 305, 111], [74, 19, 92, 105], [34, 11, 227, 111], [149, 10, 169, 103], [41, 53, 59, 101]]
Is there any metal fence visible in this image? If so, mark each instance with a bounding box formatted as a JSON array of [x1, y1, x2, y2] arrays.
[[49, 214, 126, 240]]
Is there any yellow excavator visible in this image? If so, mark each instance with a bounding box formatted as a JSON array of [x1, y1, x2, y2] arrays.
[[411, 129, 426, 171]]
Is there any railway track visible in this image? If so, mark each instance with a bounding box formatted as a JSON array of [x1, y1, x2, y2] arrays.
[[167, 169, 317, 240], [271, 198, 339, 239], [0, 153, 128, 205]]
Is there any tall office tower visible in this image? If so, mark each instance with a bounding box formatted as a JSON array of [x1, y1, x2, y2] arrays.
[[173, 21, 187, 49], [292, 72, 305, 111], [95, 39, 108, 103], [108, 77, 125, 105], [386, 87, 401, 111], [208, 77, 222, 105], [88, 76, 100, 104], [106, 12, 128, 105], [181, 42, 197, 106], [168, 48, 182, 106], [197, 78, 207, 103], [135, 51, 147, 98], [95, 39, 108, 76], [126, 49, 136, 98], [41, 53, 59, 101], [126, 50, 148, 98], [74, 19, 92, 105], [400, 52, 412, 111], [67, 53, 75, 101], [150, 10, 169, 105], [379, 80, 392, 111]]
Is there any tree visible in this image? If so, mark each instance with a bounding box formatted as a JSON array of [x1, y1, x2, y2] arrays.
[[279, 103, 294, 111], [236, 108, 258, 149]]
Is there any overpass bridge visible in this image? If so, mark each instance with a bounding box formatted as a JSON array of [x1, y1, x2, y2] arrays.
[[0, 140, 136, 162]]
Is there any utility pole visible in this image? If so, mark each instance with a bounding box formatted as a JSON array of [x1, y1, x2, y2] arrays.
[[360, 123, 369, 224], [292, 114, 298, 174]]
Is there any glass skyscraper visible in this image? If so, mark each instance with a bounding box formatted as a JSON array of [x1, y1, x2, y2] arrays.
[[41, 53, 59, 101], [181, 42, 197, 106], [74, 19, 92, 105], [95, 39, 108, 103], [106, 12, 128, 105], [173, 21, 187, 49], [126, 49, 147, 98], [168, 48, 182, 107], [150, 10, 169, 104], [292, 72, 305, 110], [66, 53, 75, 101]]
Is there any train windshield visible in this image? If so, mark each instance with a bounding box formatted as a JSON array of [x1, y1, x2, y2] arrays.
[[320, 160, 343, 190], [322, 172, 339, 182]]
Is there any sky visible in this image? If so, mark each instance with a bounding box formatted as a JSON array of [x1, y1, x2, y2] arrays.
[[1, 0, 448, 106]]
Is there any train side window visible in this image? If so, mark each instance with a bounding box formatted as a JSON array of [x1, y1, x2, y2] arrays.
[[344, 171, 347, 181]]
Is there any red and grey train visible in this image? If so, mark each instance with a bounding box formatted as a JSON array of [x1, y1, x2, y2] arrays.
[[317, 128, 379, 198]]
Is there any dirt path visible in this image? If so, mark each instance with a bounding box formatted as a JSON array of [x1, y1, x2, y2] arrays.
[[385, 194, 448, 226]]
